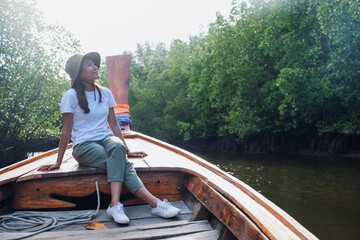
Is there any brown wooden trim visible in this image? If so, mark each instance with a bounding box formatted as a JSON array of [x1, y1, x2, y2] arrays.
[[16, 167, 98, 182], [184, 175, 269, 240], [11, 175, 106, 209], [0, 144, 72, 175], [10, 171, 187, 210], [0, 177, 17, 186]]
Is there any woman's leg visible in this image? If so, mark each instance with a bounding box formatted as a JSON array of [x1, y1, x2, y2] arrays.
[[101, 136, 180, 218], [100, 136, 158, 206], [108, 180, 129, 224], [102, 136, 144, 193], [135, 186, 181, 218], [135, 187, 159, 208], [101, 136, 128, 183], [73, 140, 124, 205], [110, 182, 123, 207], [101, 136, 158, 206], [73, 138, 129, 224]]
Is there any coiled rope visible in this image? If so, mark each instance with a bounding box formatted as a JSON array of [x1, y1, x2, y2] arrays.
[[0, 180, 101, 240]]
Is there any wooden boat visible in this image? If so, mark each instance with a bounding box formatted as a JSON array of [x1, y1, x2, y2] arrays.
[[0, 55, 318, 240]]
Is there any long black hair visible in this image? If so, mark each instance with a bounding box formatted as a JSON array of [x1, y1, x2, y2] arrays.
[[72, 66, 102, 114]]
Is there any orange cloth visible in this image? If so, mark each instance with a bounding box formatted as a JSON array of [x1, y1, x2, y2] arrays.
[[114, 104, 130, 114]]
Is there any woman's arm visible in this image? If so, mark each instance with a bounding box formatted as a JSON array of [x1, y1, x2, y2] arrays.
[[38, 113, 73, 171], [108, 107, 147, 158]]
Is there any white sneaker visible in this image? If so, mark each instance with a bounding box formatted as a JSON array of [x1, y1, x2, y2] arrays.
[[106, 202, 130, 224], [151, 199, 181, 218]]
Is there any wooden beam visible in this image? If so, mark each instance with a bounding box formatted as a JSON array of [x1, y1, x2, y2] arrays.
[[190, 200, 211, 221], [184, 175, 269, 240], [10, 171, 187, 210], [106, 55, 131, 105]]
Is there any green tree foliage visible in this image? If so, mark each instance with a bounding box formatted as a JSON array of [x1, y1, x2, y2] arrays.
[[315, 0, 360, 133], [129, 0, 360, 146], [129, 43, 170, 139], [0, 0, 80, 164]]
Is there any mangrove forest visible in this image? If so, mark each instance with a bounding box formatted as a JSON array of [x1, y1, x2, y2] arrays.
[[1, 0, 360, 167]]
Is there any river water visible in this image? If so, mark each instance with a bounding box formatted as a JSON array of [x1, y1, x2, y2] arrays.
[[191, 151, 360, 240]]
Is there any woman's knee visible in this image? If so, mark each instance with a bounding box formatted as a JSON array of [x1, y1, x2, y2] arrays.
[[104, 136, 126, 155], [73, 142, 107, 168]]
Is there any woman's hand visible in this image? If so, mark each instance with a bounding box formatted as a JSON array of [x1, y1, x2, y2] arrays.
[[37, 162, 61, 171], [127, 151, 148, 158]]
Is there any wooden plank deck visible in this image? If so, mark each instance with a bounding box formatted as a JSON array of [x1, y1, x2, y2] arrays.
[[1, 201, 220, 240]]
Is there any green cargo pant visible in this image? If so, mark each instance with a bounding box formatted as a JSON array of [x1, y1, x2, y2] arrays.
[[72, 135, 144, 195]]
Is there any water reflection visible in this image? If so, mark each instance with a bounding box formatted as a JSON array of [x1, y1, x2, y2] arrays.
[[192, 152, 360, 240]]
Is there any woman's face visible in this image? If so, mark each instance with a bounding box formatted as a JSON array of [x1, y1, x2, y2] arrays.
[[80, 58, 99, 82]]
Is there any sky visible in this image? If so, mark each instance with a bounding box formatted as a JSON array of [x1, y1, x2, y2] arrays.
[[34, 0, 234, 57]]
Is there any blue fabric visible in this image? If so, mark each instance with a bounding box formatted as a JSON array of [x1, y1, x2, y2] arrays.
[[116, 113, 132, 130]]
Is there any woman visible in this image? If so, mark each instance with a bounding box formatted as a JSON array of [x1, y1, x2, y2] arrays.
[[38, 52, 180, 224]]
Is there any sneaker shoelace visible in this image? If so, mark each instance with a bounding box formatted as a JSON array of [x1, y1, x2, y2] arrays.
[[114, 204, 125, 214], [159, 199, 171, 210]]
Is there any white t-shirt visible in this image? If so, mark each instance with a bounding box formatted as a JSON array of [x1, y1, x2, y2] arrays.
[[60, 87, 116, 146]]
